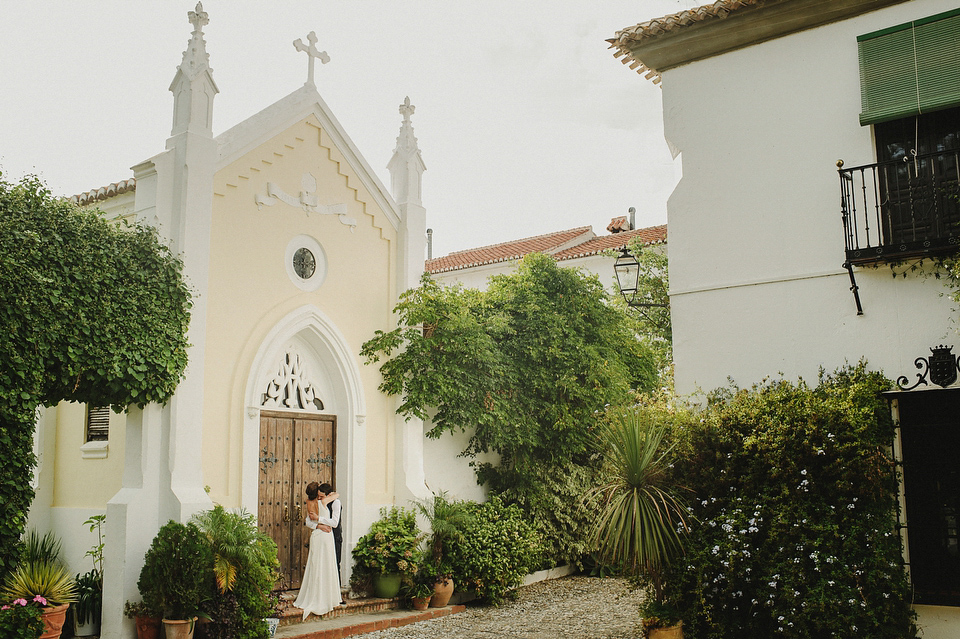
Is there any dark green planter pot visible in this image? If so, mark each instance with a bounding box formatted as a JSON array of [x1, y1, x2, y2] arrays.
[[373, 573, 402, 598]]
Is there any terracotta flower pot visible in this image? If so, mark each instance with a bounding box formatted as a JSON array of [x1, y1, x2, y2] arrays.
[[411, 595, 431, 611], [135, 615, 163, 639], [161, 617, 197, 639], [430, 578, 454, 607], [39, 603, 70, 639]]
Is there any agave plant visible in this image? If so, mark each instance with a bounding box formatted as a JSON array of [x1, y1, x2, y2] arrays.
[[590, 406, 688, 605], [3, 559, 78, 606], [22, 530, 64, 567]]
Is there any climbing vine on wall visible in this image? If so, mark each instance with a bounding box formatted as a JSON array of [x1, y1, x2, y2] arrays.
[[0, 174, 192, 578]]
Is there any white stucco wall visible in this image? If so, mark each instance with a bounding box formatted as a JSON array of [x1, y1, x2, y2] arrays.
[[657, 2, 960, 635], [662, 0, 960, 397]]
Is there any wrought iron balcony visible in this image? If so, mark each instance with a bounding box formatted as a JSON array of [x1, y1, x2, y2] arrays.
[[840, 149, 960, 264]]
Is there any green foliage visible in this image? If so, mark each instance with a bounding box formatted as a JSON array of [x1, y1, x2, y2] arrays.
[[350, 507, 423, 592], [590, 406, 690, 603], [612, 239, 672, 370], [123, 599, 160, 619], [665, 364, 917, 638], [0, 597, 45, 639], [138, 521, 214, 620], [191, 506, 280, 639], [74, 514, 105, 626], [2, 559, 77, 606], [411, 491, 473, 577], [0, 174, 191, 576], [363, 254, 656, 566], [22, 530, 63, 567], [445, 497, 542, 604]]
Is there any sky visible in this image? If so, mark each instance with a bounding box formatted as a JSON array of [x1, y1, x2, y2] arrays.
[[0, 0, 700, 258]]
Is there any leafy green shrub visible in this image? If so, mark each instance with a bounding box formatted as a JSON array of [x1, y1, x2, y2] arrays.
[[191, 506, 280, 639], [350, 507, 422, 595], [0, 174, 190, 577], [0, 597, 45, 639], [666, 365, 917, 638], [138, 521, 214, 620], [446, 496, 542, 604], [191, 505, 280, 639]]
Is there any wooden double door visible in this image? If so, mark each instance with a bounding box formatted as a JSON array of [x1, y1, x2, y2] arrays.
[[258, 410, 336, 589]]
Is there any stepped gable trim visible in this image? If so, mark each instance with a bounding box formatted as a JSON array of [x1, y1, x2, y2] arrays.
[[552, 224, 667, 261], [70, 178, 137, 205], [425, 226, 592, 274], [609, 0, 908, 82]]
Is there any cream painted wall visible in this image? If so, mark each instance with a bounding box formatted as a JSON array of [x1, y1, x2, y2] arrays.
[[53, 403, 126, 507], [203, 114, 398, 511]]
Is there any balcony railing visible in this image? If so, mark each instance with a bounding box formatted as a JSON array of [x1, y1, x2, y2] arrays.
[[840, 149, 960, 264]]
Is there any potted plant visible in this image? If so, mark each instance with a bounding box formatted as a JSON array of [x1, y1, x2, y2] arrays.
[[407, 579, 434, 611], [124, 601, 162, 639], [0, 596, 46, 639], [137, 521, 214, 639], [189, 505, 281, 639], [2, 559, 78, 639], [73, 514, 105, 636], [350, 507, 423, 598], [590, 407, 689, 639], [412, 491, 472, 607]]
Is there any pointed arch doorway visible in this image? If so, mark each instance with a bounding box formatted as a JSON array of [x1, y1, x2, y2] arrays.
[[258, 409, 336, 589], [243, 306, 366, 590]]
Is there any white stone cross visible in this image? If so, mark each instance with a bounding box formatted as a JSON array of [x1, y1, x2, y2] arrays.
[[293, 31, 330, 86]]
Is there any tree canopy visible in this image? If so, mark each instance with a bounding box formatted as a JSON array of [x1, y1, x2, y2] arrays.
[[0, 174, 192, 576], [362, 252, 657, 564]]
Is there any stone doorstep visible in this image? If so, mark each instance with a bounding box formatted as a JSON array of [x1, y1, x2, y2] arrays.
[[277, 591, 400, 627], [275, 604, 466, 639]]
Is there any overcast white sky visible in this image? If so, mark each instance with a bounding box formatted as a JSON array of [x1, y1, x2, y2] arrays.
[[0, 0, 699, 257]]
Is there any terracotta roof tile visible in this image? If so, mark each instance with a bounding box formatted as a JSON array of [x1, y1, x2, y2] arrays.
[[608, 0, 762, 82], [552, 225, 667, 261], [426, 227, 593, 273], [426, 224, 666, 274], [70, 178, 137, 205]]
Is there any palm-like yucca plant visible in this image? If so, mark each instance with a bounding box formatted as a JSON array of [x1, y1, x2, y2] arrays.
[[412, 491, 472, 577], [590, 407, 688, 604], [191, 505, 271, 593], [23, 530, 64, 566], [3, 560, 78, 606]]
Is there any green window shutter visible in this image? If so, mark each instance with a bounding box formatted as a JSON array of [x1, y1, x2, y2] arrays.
[[916, 11, 960, 114], [858, 8, 960, 126]]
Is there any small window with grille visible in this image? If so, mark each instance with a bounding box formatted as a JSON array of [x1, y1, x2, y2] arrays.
[[86, 406, 110, 442]]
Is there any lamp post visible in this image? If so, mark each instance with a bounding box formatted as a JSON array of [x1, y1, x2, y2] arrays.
[[614, 246, 668, 309]]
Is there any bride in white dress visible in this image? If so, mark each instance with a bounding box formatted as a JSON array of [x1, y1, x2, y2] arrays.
[[294, 482, 342, 619]]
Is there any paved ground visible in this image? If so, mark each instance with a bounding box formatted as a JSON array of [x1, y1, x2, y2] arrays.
[[356, 576, 645, 639]]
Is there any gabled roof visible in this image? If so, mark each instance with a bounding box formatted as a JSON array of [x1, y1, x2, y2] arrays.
[[425, 224, 666, 274]]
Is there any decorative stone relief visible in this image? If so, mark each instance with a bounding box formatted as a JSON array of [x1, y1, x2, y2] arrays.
[[262, 350, 325, 411], [255, 173, 356, 229]]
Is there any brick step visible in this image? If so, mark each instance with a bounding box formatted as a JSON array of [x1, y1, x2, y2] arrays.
[[277, 590, 400, 627]]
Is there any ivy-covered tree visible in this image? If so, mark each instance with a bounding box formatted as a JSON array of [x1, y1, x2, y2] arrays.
[[0, 174, 191, 577], [362, 253, 657, 565]]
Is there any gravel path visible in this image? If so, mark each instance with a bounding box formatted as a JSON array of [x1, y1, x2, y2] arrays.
[[361, 576, 645, 639]]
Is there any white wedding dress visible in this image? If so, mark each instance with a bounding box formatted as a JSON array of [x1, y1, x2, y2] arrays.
[[293, 525, 341, 619]]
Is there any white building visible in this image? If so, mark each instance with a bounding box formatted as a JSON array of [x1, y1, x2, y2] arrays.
[[25, 6, 478, 637], [611, 0, 960, 636]]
